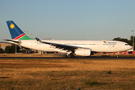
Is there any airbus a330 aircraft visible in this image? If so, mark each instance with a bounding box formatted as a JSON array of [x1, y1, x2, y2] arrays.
[[5, 20, 132, 57]]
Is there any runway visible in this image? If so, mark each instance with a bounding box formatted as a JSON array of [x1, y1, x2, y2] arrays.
[[0, 56, 135, 60]]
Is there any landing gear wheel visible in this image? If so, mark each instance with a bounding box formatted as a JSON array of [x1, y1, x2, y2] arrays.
[[70, 53, 74, 58], [64, 54, 68, 58], [64, 53, 74, 58], [68, 53, 74, 58]]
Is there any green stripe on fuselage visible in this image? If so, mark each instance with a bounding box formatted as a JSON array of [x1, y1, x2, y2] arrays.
[[18, 35, 33, 40]]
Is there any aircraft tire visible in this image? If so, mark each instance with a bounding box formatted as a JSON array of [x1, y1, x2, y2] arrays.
[[64, 53, 74, 58]]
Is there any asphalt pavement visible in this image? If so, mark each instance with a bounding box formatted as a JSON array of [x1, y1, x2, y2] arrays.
[[0, 56, 135, 60]]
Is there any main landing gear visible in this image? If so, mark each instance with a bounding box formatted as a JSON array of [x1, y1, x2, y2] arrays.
[[64, 53, 74, 58]]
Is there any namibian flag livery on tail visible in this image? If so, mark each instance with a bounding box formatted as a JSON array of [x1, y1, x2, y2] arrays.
[[6, 21, 33, 40]]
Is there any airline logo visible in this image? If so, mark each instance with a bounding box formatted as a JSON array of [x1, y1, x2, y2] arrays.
[[103, 41, 106, 43], [10, 24, 15, 29]]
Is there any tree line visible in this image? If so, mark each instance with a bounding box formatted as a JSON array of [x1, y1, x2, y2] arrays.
[[0, 36, 135, 53], [0, 44, 30, 53]]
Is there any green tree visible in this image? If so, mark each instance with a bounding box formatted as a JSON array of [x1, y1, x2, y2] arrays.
[[113, 37, 122, 41], [130, 36, 135, 45], [5, 46, 12, 53], [20, 46, 31, 53], [113, 37, 129, 44], [5, 44, 20, 53], [11, 44, 20, 53], [0, 48, 4, 53]]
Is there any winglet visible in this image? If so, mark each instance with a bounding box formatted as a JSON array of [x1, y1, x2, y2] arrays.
[[35, 37, 42, 42]]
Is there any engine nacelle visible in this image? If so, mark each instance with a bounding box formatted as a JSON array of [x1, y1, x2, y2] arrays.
[[75, 49, 91, 56]]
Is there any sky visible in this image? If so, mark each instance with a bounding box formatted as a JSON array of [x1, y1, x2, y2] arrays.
[[1, 0, 135, 41]]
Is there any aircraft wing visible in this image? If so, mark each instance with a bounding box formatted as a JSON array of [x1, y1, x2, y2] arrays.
[[35, 37, 85, 51]]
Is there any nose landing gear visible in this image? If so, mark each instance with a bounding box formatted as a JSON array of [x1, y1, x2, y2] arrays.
[[117, 52, 119, 57]]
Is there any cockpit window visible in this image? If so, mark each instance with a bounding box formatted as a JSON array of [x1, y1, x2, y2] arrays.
[[125, 44, 129, 45]]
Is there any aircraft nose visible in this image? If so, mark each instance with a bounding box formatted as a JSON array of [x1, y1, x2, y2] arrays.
[[128, 45, 133, 51], [130, 45, 133, 49]]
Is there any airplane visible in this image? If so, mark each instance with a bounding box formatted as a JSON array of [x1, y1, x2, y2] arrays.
[[5, 20, 132, 57]]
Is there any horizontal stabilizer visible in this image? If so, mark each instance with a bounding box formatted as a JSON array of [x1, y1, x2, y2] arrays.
[[3, 39, 21, 44]]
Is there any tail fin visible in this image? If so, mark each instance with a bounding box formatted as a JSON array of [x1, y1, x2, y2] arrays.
[[6, 21, 33, 40]]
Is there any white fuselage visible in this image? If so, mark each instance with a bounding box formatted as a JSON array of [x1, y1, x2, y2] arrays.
[[20, 40, 132, 53]]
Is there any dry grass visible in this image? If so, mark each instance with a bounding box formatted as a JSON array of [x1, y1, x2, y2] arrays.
[[0, 53, 62, 57], [0, 58, 135, 90], [0, 53, 135, 57]]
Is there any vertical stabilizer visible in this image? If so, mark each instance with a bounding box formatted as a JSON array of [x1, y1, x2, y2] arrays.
[[6, 21, 33, 40]]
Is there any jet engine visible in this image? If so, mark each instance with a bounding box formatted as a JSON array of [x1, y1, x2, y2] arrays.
[[75, 49, 91, 56]]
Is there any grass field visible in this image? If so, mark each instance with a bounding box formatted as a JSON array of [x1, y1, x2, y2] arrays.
[[1, 53, 135, 57], [0, 53, 62, 57], [0, 56, 135, 90]]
